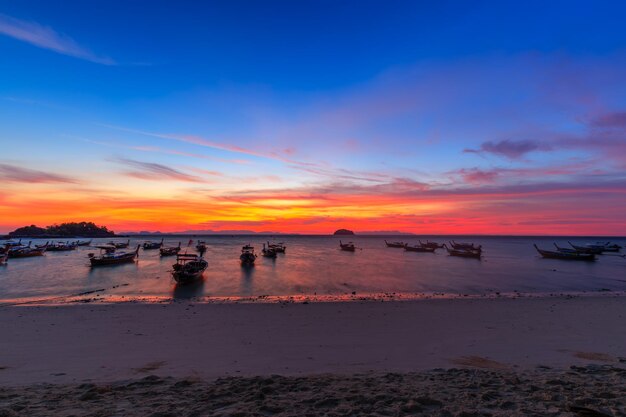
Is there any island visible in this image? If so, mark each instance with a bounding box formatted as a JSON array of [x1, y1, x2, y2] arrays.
[[333, 229, 355, 235], [7, 222, 115, 238]]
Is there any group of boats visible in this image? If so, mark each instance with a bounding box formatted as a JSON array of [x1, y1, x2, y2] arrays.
[[338, 239, 484, 259], [534, 241, 622, 261]]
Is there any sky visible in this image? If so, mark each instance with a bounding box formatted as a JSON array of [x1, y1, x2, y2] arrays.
[[1, 0, 625, 235]]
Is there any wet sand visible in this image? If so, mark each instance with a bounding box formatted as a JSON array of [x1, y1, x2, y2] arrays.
[[1, 295, 625, 415]]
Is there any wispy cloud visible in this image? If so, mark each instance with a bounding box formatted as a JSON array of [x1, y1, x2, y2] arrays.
[[0, 163, 78, 183], [464, 139, 552, 160], [110, 157, 204, 182], [588, 111, 626, 128], [0, 13, 115, 65]]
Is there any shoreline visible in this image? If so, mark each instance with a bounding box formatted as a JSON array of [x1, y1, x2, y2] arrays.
[[1, 295, 625, 387], [2, 288, 626, 307]]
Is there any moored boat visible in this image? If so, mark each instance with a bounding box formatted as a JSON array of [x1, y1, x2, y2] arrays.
[[449, 240, 480, 251], [262, 244, 277, 258], [419, 240, 443, 249], [171, 253, 208, 284], [443, 244, 482, 259], [534, 244, 595, 261], [109, 239, 130, 249], [404, 244, 436, 253], [160, 242, 182, 257], [568, 242, 603, 255], [88, 245, 140, 266], [143, 237, 164, 250], [385, 240, 406, 248], [339, 241, 356, 252], [2, 239, 22, 248], [267, 241, 286, 253], [45, 241, 78, 251], [75, 239, 92, 246], [195, 241, 208, 252], [240, 244, 257, 265], [8, 243, 46, 258]]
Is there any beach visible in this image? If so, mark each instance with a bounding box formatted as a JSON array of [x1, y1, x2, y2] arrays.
[[1, 295, 625, 415]]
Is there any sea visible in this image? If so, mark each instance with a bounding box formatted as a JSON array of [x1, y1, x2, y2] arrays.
[[1, 235, 625, 304]]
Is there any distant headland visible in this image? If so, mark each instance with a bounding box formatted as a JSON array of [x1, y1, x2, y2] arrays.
[[333, 229, 355, 235], [6, 222, 115, 238]]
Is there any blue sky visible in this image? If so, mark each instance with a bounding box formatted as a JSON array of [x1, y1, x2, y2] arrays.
[[1, 0, 625, 234]]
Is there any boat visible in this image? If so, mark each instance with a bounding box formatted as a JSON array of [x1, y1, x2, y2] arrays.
[[160, 242, 182, 257], [88, 245, 140, 266], [261, 243, 277, 258], [553, 243, 579, 254], [449, 240, 480, 251], [568, 242, 603, 255], [8, 243, 46, 258], [171, 253, 208, 284], [419, 240, 443, 249], [75, 239, 92, 246], [443, 244, 482, 259], [594, 242, 621, 252], [267, 241, 286, 253], [2, 239, 22, 248], [534, 244, 596, 261], [240, 245, 257, 265], [109, 239, 130, 249], [385, 240, 406, 248], [143, 237, 164, 250], [404, 244, 436, 253], [45, 241, 78, 252], [195, 241, 208, 252], [339, 241, 356, 252]]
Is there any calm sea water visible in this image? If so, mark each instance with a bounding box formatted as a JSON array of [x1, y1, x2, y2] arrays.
[[1, 236, 625, 303]]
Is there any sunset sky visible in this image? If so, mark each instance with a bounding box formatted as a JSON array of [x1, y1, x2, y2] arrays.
[[1, 0, 625, 235]]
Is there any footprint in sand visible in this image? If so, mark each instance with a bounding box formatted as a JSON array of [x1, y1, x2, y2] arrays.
[[449, 355, 509, 369], [132, 361, 166, 373]]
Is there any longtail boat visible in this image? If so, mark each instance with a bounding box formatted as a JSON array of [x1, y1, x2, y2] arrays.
[[450, 240, 480, 251], [534, 244, 595, 261], [419, 240, 443, 249], [2, 239, 22, 248], [75, 239, 92, 246], [339, 241, 356, 252], [443, 244, 482, 259], [267, 241, 286, 253], [385, 240, 406, 248], [261, 243, 277, 258], [171, 253, 208, 284], [240, 245, 257, 265], [404, 244, 436, 253], [109, 239, 130, 249], [143, 237, 164, 250], [45, 241, 77, 252], [195, 241, 208, 252], [8, 243, 46, 258], [593, 242, 621, 252], [160, 242, 182, 257], [568, 242, 603, 255], [88, 245, 140, 266], [553, 243, 579, 254]]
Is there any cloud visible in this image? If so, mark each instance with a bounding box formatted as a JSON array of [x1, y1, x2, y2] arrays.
[[588, 111, 626, 128], [0, 13, 115, 65], [464, 139, 551, 159], [110, 157, 204, 182], [0, 163, 78, 183]]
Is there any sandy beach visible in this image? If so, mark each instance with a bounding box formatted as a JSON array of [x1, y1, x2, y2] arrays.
[[1, 295, 625, 415]]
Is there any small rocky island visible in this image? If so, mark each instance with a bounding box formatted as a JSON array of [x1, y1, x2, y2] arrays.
[[333, 229, 355, 235]]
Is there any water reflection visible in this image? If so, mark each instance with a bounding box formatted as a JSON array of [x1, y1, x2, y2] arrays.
[[172, 278, 206, 300], [240, 264, 255, 295]]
